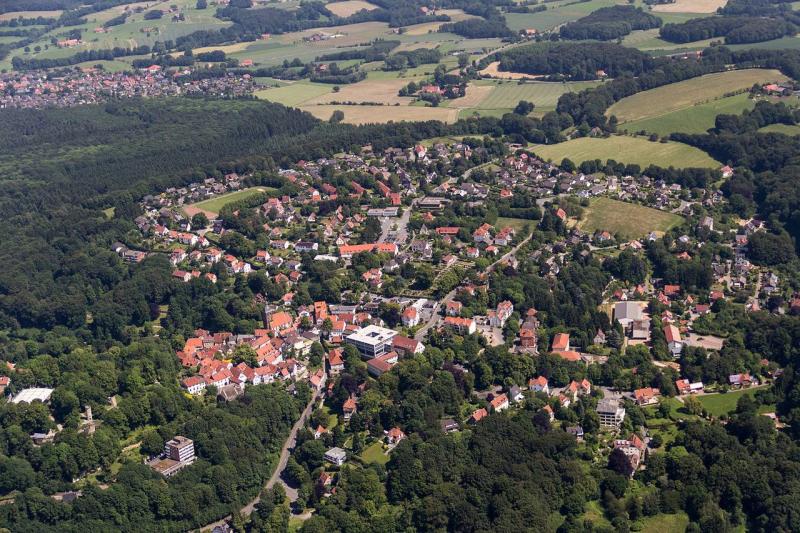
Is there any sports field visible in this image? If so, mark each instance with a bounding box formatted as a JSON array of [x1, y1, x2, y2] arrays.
[[578, 197, 684, 240], [621, 93, 756, 136], [299, 104, 460, 124], [532, 135, 721, 169], [184, 187, 272, 217], [607, 69, 788, 123]]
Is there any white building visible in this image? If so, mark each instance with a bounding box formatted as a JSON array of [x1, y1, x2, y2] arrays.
[[324, 447, 347, 466], [345, 325, 397, 359], [11, 388, 54, 404], [597, 398, 626, 429]]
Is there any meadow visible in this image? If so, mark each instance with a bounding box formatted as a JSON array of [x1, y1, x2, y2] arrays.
[[324, 0, 378, 17], [759, 123, 800, 135], [607, 69, 788, 124], [299, 104, 460, 124], [503, 0, 620, 32], [449, 79, 603, 117], [578, 197, 683, 240], [532, 135, 721, 169], [254, 82, 334, 107], [620, 93, 756, 136], [697, 387, 774, 417]]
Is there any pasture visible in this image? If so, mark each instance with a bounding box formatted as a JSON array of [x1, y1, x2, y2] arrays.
[[305, 78, 413, 105], [652, 0, 727, 12], [0, 10, 62, 21], [184, 187, 272, 217], [621, 93, 756, 136], [299, 104, 460, 124], [255, 82, 333, 106], [607, 69, 788, 123], [503, 0, 620, 32], [325, 0, 378, 17], [532, 135, 721, 169], [448, 79, 602, 117], [759, 123, 800, 135], [578, 197, 683, 240]]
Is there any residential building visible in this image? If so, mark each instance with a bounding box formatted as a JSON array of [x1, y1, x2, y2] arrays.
[[324, 447, 347, 466], [597, 398, 626, 429]]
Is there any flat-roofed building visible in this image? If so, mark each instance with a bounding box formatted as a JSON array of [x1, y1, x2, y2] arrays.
[[165, 436, 195, 463], [345, 325, 397, 359]]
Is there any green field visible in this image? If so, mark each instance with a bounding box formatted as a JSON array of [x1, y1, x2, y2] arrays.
[[186, 187, 273, 215], [359, 441, 390, 465], [533, 135, 721, 169], [759, 123, 800, 135], [255, 82, 333, 106], [608, 69, 788, 124], [637, 512, 691, 533], [470, 79, 601, 114], [496, 216, 534, 233], [503, 0, 621, 32], [697, 387, 773, 417], [622, 93, 756, 136], [578, 197, 684, 240]]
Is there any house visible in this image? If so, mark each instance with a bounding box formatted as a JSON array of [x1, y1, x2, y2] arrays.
[[529, 376, 549, 394], [664, 324, 683, 357], [443, 316, 476, 335], [551, 333, 570, 352], [324, 447, 347, 466], [489, 300, 514, 328], [445, 301, 463, 316], [469, 407, 488, 424], [593, 329, 606, 345], [182, 376, 206, 395], [314, 425, 328, 439], [729, 373, 755, 388], [614, 301, 643, 329], [566, 425, 584, 441], [675, 379, 704, 395], [343, 397, 357, 420], [509, 386, 524, 403], [386, 427, 406, 444], [402, 307, 420, 327], [393, 335, 425, 356], [0, 376, 9, 395], [490, 393, 509, 412], [633, 387, 660, 406], [366, 351, 399, 377], [328, 349, 345, 374]]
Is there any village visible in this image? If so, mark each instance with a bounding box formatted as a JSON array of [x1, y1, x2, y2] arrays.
[[50, 133, 780, 499]]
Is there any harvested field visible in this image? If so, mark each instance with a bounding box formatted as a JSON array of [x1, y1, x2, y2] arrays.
[[445, 84, 494, 108], [578, 197, 684, 240], [325, 0, 378, 17], [652, 0, 727, 13], [479, 61, 544, 80], [0, 10, 62, 20], [305, 78, 413, 105]]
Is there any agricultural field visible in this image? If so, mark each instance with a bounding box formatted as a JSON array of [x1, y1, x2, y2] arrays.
[[299, 103, 460, 124], [622, 28, 715, 51], [324, 0, 378, 17], [305, 78, 413, 105], [615, 69, 785, 120], [621, 93, 756, 136], [652, 0, 726, 12], [759, 123, 800, 135], [608, 69, 788, 124], [448, 79, 602, 117], [503, 0, 621, 32], [183, 187, 273, 218], [255, 82, 334, 107], [577, 197, 684, 240], [0, 10, 62, 21], [532, 135, 721, 169]]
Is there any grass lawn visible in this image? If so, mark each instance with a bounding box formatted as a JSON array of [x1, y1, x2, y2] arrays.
[[697, 387, 773, 417], [359, 441, 390, 465], [496, 216, 534, 233], [621, 93, 756, 136], [759, 123, 800, 135], [533, 135, 721, 169], [185, 187, 273, 216], [579, 197, 684, 240], [608, 69, 788, 124], [582, 500, 613, 529], [636, 512, 691, 532]]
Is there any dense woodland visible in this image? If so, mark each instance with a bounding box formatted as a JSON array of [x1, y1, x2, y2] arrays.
[[560, 5, 662, 41]]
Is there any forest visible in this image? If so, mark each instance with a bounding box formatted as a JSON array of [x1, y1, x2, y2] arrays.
[[560, 5, 662, 41], [489, 42, 654, 80], [659, 15, 797, 44]]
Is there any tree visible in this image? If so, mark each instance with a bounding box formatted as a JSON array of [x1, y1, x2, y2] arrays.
[[514, 100, 535, 115], [196, 0, 207, 8], [329, 110, 345, 124], [191, 212, 209, 228]]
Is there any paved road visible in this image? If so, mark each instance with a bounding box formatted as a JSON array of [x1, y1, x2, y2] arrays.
[[200, 376, 324, 531], [414, 232, 534, 341]]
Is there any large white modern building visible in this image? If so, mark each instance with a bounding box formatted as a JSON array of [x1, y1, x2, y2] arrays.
[[345, 325, 397, 359]]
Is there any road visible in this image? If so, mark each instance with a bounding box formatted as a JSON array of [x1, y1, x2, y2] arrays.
[[378, 199, 415, 244], [414, 232, 534, 341], [200, 374, 324, 531]]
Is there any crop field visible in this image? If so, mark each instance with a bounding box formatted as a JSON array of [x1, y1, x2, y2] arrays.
[[621, 93, 756, 136], [652, 0, 727, 12], [305, 78, 413, 105], [608, 69, 788, 123], [532, 135, 721, 168], [299, 104, 460, 124], [503, 0, 620, 32], [622, 28, 715, 51], [184, 187, 273, 217], [325, 0, 378, 17], [255, 82, 333, 106], [578, 197, 684, 240]]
